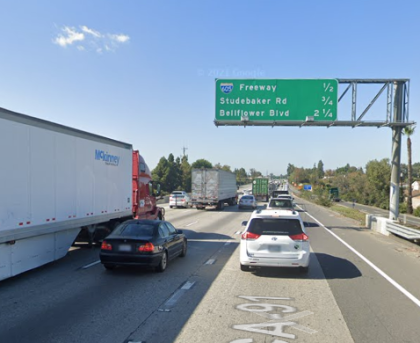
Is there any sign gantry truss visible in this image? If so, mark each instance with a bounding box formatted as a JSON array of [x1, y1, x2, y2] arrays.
[[214, 79, 414, 128]]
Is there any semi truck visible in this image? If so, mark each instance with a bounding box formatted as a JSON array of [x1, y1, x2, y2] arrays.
[[0, 106, 164, 281], [252, 178, 269, 201], [191, 168, 237, 210]]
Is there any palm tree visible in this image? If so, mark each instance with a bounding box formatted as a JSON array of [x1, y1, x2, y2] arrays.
[[403, 125, 415, 214]]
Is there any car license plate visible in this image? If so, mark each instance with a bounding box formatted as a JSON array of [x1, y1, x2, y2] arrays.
[[118, 244, 132, 252], [268, 245, 281, 252]]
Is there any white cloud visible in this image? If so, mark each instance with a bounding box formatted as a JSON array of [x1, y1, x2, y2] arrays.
[[53, 25, 130, 53], [54, 26, 85, 47], [109, 34, 130, 43], [81, 26, 102, 38]]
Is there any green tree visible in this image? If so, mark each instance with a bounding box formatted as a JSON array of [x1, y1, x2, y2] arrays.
[[403, 125, 415, 214], [180, 155, 191, 192], [235, 168, 248, 185], [365, 159, 391, 209], [191, 159, 213, 169], [287, 163, 295, 176], [214, 163, 232, 172], [317, 160, 325, 179]]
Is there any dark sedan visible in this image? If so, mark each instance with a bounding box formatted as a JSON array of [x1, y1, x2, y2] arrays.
[[100, 219, 187, 272]]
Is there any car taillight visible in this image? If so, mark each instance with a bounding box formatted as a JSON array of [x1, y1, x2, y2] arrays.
[[289, 233, 308, 241], [101, 241, 112, 250], [241, 232, 261, 240], [138, 242, 155, 252]]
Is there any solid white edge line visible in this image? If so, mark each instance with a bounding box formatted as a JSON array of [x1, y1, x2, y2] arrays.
[[82, 260, 101, 269], [302, 207, 420, 309], [205, 259, 215, 265]]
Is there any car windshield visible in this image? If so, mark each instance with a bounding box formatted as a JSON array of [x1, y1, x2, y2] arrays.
[[113, 223, 155, 238], [248, 218, 302, 236]]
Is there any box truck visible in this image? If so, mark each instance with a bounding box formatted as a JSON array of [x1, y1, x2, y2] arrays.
[[0, 106, 164, 281], [252, 178, 269, 201], [191, 169, 237, 210]]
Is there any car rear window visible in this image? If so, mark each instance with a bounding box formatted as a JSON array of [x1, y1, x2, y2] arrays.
[[242, 196, 253, 200], [114, 223, 155, 238], [171, 195, 185, 198], [269, 200, 293, 208], [248, 218, 302, 236]]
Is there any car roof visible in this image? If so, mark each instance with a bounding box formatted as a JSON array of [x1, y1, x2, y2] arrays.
[[250, 209, 301, 219]]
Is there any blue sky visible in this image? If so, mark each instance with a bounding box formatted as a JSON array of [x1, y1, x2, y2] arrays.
[[0, 0, 419, 175]]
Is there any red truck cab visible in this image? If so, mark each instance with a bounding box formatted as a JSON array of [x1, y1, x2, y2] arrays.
[[132, 151, 165, 220]]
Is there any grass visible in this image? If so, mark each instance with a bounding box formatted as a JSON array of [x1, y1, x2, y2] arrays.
[[330, 204, 367, 225]]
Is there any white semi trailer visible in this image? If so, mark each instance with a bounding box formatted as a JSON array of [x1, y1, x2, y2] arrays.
[[0, 107, 133, 281], [191, 168, 238, 210]]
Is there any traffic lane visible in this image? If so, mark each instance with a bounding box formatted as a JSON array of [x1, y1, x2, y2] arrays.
[[174, 236, 354, 342], [298, 202, 420, 343], [0, 210, 245, 343], [127, 239, 240, 343], [0, 241, 238, 343], [299, 199, 420, 301]]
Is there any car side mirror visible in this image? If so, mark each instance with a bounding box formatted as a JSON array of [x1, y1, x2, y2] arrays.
[[176, 229, 183, 234]]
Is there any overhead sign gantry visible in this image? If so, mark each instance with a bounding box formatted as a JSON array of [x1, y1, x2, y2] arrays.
[[215, 79, 338, 123], [214, 78, 415, 221]]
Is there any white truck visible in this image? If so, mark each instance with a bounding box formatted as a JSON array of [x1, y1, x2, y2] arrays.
[[0, 106, 163, 281], [191, 168, 237, 210]]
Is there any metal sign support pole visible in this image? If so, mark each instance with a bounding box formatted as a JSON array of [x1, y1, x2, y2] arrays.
[[389, 82, 404, 220]]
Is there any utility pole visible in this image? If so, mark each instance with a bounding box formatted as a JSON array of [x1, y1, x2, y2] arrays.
[[182, 146, 188, 158]]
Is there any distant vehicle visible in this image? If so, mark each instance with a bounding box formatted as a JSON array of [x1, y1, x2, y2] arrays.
[[239, 209, 310, 273], [169, 191, 191, 208], [272, 190, 290, 198], [100, 219, 187, 272], [238, 195, 258, 210], [266, 198, 294, 210], [252, 178, 269, 201], [273, 194, 294, 202], [192, 168, 237, 210], [329, 187, 340, 202]]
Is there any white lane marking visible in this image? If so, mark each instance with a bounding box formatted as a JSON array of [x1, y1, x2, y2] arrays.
[[235, 231, 242, 235], [225, 241, 232, 246], [161, 281, 196, 308], [205, 259, 216, 265], [185, 221, 198, 227], [181, 281, 195, 290], [82, 260, 101, 269], [302, 207, 420, 309]]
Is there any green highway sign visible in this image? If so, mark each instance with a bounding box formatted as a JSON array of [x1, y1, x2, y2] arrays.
[[215, 79, 338, 122]]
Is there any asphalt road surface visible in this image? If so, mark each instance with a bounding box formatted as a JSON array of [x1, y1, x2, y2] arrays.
[[1, 195, 420, 343]]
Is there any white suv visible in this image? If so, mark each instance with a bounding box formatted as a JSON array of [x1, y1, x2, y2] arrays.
[[169, 191, 191, 208], [239, 209, 310, 273]]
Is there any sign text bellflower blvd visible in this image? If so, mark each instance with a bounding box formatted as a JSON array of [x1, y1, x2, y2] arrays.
[[215, 79, 338, 123]]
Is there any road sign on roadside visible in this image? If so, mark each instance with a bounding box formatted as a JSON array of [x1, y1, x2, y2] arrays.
[[215, 79, 338, 122]]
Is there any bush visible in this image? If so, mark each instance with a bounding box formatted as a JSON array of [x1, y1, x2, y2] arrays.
[[413, 207, 420, 217], [399, 202, 407, 214]]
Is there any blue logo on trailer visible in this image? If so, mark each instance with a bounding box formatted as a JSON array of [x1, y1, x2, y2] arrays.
[[304, 185, 312, 191], [95, 150, 120, 166], [220, 83, 233, 94]]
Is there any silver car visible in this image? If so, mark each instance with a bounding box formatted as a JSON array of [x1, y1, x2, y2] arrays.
[[169, 191, 191, 208], [238, 195, 257, 210]]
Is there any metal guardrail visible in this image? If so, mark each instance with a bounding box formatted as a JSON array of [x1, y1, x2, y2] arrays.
[[386, 222, 420, 240]]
